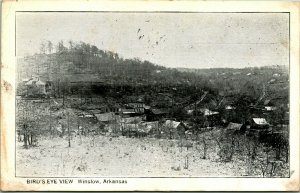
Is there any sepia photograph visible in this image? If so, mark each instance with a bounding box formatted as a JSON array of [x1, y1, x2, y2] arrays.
[[1, 0, 299, 191]]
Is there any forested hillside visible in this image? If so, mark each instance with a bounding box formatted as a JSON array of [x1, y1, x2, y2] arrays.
[[17, 41, 289, 108]]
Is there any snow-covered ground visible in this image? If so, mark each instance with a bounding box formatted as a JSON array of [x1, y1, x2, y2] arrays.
[[16, 135, 246, 177]]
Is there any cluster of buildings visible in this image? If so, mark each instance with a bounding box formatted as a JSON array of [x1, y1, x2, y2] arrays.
[[71, 92, 288, 140], [18, 75, 289, 139]]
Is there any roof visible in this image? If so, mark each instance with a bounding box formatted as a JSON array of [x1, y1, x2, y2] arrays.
[[140, 121, 158, 126], [226, 122, 244, 130], [225, 105, 235, 110], [121, 116, 143, 124], [253, 118, 269, 125], [25, 79, 35, 85], [265, 106, 277, 111], [24, 76, 47, 86], [121, 108, 136, 114], [88, 109, 102, 115], [164, 120, 182, 129], [36, 80, 46, 85], [151, 108, 168, 115], [183, 121, 193, 129], [138, 121, 158, 133], [264, 99, 271, 105], [80, 104, 107, 110], [22, 78, 30, 82], [200, 108, 219, 116], [144, 105, 151, 110], [95, 112, 117, 122]]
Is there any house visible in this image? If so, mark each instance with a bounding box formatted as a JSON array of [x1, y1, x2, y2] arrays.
[[140, 121, 159, 134], [137, 121, 159, 135], [24, 77, 50, 97], [248, 118, 270, 129], [125, 102, 145, 114], [95, 112, 119, 123], [264, 106, 277, 111], [162, 120, 186, 139], [146, 108, 169, 121], [100, 104, 121, 114]]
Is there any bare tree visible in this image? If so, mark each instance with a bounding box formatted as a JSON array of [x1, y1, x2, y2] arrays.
[[39, 42, 46, 54], [47, 41, 53, 54]]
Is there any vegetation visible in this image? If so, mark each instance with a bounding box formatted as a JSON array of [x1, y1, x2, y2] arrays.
[[16, 41, 290, 177]]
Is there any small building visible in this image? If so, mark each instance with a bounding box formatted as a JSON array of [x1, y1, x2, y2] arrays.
[[248, 118, 270, 129], [137, 121, 159, 135], [126, 102, 145, 108], [225, 105, 235, 110], [24, 77, 50, 97], [162, 120, 186, 139]]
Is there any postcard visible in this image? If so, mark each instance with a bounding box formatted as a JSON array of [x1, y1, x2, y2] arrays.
[[1, 0, 299, 191]]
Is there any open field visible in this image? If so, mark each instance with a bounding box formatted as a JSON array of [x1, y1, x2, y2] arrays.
[[17, 134, 247, 177]]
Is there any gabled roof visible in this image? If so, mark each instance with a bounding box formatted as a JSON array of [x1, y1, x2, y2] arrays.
[[36, 80, 46, 85], [25, 79, 35, 85], [164, 120, 182, 129]]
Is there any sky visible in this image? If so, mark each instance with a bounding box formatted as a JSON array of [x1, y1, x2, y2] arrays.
[[16, 12, 289, 69]]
